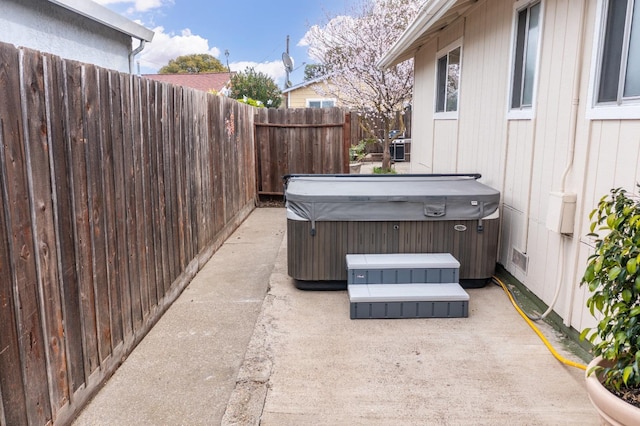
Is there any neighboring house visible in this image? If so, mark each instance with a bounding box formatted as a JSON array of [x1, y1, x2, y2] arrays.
[[143, 72, 234, 94], [379, 0, 640, 334], [0, 0, 154, 74], [283, 75, 338, 108]]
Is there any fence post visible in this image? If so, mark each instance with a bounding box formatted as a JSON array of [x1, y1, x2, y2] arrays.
[[343, 112, 351, 173]]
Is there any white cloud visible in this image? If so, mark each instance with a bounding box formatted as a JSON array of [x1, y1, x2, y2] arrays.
[[94, 0, 167, 13], [134, 28, 287, 85], [138, 26, 221, 71]]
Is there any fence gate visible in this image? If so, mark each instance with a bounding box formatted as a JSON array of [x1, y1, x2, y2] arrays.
[[254, 107, 351, 196]]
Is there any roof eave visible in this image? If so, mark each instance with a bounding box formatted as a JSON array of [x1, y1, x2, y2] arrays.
[[378, 0, 476, 69], [47, 0, 154, 42], [282, 74, 331, 94]]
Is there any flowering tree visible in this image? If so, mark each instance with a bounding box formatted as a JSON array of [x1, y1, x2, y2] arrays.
[[301, 0, 421, 170]]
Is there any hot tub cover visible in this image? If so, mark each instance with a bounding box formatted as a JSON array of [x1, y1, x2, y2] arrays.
[[284, 174, 500, 224]]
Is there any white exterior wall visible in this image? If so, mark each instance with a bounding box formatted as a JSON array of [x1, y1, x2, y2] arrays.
[[0, 0, 132, 73], [409, 0, 640, 333]]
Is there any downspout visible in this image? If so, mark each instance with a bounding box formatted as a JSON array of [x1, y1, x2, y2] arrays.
[[129, 39, 146, 75], [560, 3, 587, 194], [561, 0, 589, 327]]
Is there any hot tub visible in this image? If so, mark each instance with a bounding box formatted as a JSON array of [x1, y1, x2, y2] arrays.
[[284, 174, 500, 289]]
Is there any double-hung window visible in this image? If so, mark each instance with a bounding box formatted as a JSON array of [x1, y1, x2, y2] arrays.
[[596, 0, 640, 106], [307, 99, 336, 108], [509, 1, 541, 115], [435, 40, 462, 118]]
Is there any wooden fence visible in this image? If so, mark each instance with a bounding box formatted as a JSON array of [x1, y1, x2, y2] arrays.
[[254, 107, 351, 195], [0, 42, 257, 425]]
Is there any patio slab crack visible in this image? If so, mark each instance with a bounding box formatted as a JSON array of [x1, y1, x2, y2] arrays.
[[221, 293, 276, 426]]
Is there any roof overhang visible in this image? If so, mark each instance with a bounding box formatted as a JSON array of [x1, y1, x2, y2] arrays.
[[282, 74, 333, 94], [377, 0, 478, 69], [47, 0, 154, 42]]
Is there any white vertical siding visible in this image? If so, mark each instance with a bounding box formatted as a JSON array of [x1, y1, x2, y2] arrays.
[[410, 43, 437, 173], [457, 0, 511, 190], [408, 0, 640, 333]]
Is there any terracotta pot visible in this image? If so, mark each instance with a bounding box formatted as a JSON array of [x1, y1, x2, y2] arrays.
[[585, 356, 640, 425], [349, 162, 362, 174]]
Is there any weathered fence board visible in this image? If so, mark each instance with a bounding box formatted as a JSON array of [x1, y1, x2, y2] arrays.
[[53, 58, 86, 397], [24, 50, 70, 419], [254, 107, 350, 196], [99, 69, 125, 350], [0, 64, 30, 424], [0, 37, 357, 425], [0, 41, 258, 425], [10, 48, 53, 426]]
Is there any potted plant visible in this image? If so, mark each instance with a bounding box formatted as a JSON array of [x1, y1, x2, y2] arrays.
[[349, 140, 369, 174], [581, 186, 640, 425]]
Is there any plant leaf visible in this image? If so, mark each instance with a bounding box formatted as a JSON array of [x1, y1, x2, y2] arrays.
[[583, 264, 595, 283], [594, 256, 603, 273], [623, 366, 633, 385], [608, 266, 622, 281]]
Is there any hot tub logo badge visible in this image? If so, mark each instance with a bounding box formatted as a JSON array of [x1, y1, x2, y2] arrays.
[[454, 224, 467, 232]]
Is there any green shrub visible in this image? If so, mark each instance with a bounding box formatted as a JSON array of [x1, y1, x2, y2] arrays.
[[373, 166, 396, 174], [581, 186, 640, 390], [237, 97, 265, 108]]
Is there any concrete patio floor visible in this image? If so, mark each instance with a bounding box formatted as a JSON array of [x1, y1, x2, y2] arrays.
[[73, 206, 598, 425]]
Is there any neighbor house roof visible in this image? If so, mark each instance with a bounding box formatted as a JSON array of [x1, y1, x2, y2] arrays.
[[282, 74, 332, 94], [143, 72, 235, 93], [47, 0, 154, 42], [378, 0, 477, 69]]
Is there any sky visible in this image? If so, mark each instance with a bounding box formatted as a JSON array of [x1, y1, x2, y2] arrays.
[[95, 0, 357, 89]]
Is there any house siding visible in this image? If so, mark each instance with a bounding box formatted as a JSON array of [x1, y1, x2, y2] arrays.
[[0, 0, 132, 73], [408, 0, 640, 332], [287, 85, 321, 108], [286, 83, 339, 109], [410, 44, 436, 172]]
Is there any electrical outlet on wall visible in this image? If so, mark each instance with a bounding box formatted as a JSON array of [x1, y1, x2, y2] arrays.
[[546, 192, 577, 234]]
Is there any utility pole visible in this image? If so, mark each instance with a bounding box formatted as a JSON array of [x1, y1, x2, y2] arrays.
[[285, 35, 290, 87]]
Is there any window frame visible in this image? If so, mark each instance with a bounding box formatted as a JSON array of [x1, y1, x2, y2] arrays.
[[306, 98, 336, 108], [434, 38, 463, 120], [506, 0, 543, 121], [587, 0, 640, 120]]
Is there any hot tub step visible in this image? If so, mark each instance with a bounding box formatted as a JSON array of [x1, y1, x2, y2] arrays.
[[348, 283, 469, 319], [346, 253, 460, 285]]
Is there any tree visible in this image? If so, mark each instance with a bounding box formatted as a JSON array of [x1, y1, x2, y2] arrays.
[[304, 64, 328, 81], [302, 0, 421, 170], [159, 54, 227, 74], [229, 68, 282, 108]]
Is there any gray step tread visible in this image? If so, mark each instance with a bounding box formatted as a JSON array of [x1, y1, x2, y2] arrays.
[[346, 253, 460, 270], [348, 282, 469, 303]]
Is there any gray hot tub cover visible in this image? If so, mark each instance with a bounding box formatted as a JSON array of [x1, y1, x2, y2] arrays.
[[284, 174, 500, 231]]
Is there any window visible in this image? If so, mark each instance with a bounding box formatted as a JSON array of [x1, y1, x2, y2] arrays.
[[307, 99, 335, 108], [510, 1, 541, 111], [596, 0, 640, 105], [435, 42, 462, 116], [588, 0, 640, 119]]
